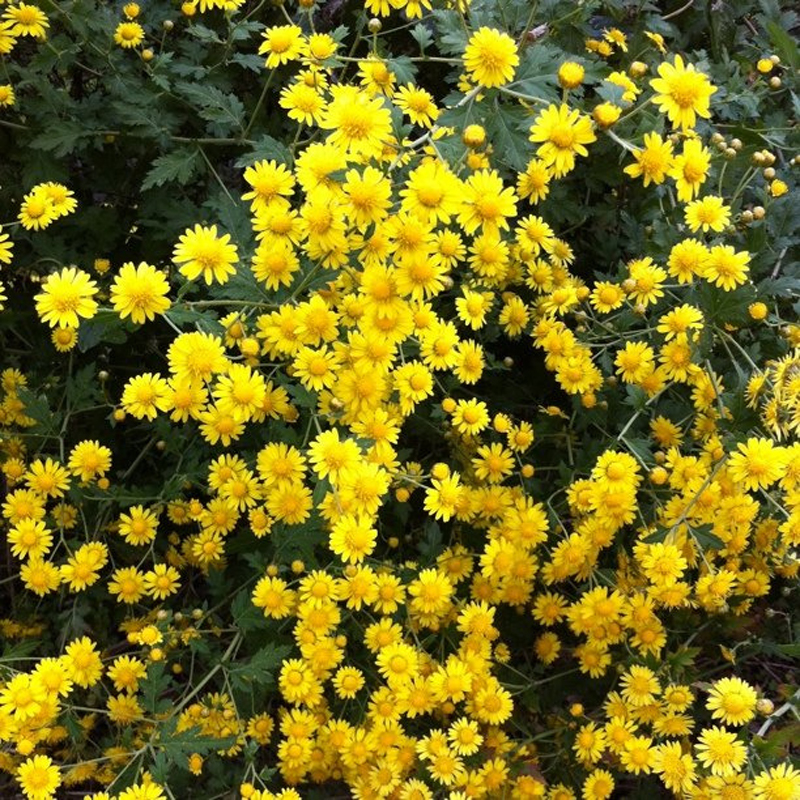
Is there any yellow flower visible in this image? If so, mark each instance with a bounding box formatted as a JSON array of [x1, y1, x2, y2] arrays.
[[121, 372, 171, 420], [624, 131, 675, 186], [650, 54, 717, 130], [110, 262, 171, 324], [695, 726, 747, 777], [463, 27, 519, 88], [529, 104, 597, 177], [394, 83, 439, 128], [3, 3, 49, 38], [34, 267, 98, 328], [117, 504, 160, 546], [706, 676, 757, 726], [329, 514, 377, 564], [702, 244, 750, 290], [143, 563, 182, 600], [685, 195, 731, 233], [319, 85, 394, 160], [728, 437, 786, 491], [113, 21, 144, 48], [753, 763, 800, 800], [17, 754, 61, 800], [558, 61, 585, 88], [756, 57, 774, 73], [592, 102, 621, 128], [172, 224, 239, 285], [669, 137, 711, 201], [770, 178, 788, 197], [64, 636, 103, 687], [258, 24, 305, 69], [0, 83, 14, 106]]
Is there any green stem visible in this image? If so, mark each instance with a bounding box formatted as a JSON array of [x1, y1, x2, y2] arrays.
[[242, 71, 275, 141]]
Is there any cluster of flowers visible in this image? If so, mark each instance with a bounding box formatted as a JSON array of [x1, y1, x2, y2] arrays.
[[1, 1, 798, 799]]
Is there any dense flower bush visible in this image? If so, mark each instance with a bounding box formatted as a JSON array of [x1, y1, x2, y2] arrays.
[[1, 0, 799, 798]]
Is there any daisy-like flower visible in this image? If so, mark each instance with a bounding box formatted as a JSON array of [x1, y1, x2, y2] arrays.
[[120, 372, 171, 420], [3, 3, 49, 39], [0, 21, 19, 54], [394, 83, 439, 128], [529, 104, 597, 177], [19, 187, 57, 230], [669, 137, 711, 201], [650, 54, 717, 130], [624, 131, 674, 186], [695, 726, 747, 777], [0, 83, 14, 106], [34, 267, 98, 328], [113, 21, 144, 48], [703, 244, 750, 291], [110, 262, 171, 324], [16, 754, 61, 800], [0, 226, 13, 264], [258, 24, 305, 69], [685, 195, 730, 233], [463, 27, 519, 87], [727, 437, 786, 491], [173, 224, 238, 285], [706, 676, 757, 726], [318, 85, 394, 161], [753, 763, 800, 800]]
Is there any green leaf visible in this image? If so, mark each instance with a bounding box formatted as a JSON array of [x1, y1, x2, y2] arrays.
[[235, 134, 292, 168], [411, 23, 434, 52], [508, 45, 561, 104], [691, 525, 726, 551], [177, 82, 246, 133], [155, 720, 237, 762], [78, 309, 129, 352], [387, 56, 417, 86], [140, 662, 173, 715], [231, 589, 267, 634], [142, 148, 202, 191], [230, 53, 265, 72], [766, 20, 800, 72], [228, 643, 291, 692], [486, 102, 531, 172], [29, 122, 86, 157], [432, 9, 469, 55]]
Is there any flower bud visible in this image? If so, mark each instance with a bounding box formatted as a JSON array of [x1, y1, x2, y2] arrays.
[[462, 124, 486, 148], [367, 18, 382, 33], [757, 698, 775, 715], [650, 466, 668, 485], [431, 462, 450, 480], [558, 61, 585, 89], [629, 60, 647, 77]]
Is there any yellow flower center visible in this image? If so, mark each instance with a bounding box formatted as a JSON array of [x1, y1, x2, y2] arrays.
[[549, 123, 576, 149]]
